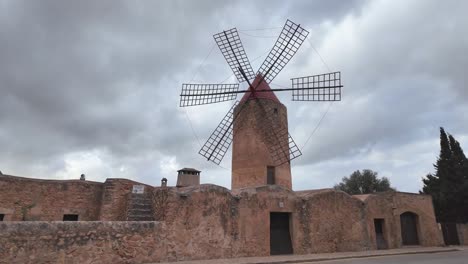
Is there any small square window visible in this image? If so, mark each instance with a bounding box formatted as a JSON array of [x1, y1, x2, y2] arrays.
[[63, 214, 79, 221]]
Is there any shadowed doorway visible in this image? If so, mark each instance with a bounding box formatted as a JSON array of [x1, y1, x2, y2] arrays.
[[270, 212, 293, 255]]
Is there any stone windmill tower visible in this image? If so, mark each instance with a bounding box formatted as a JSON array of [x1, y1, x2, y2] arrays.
[[180, 20, 343, 190]]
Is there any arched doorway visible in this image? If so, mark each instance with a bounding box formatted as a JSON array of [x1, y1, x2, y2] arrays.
[[400, 212, 419, 245]]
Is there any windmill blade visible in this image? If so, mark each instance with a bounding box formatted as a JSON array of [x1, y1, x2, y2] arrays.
[[254, 99, 302, 166], [180, 83, 240, 107], [291, 72, 342, 101], [213, 28, 256, 83], [257, 20, 309, 84], [199, 101, 240, 165]]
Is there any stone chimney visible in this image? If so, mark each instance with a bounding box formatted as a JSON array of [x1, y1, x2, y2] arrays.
[[80, 174, 86, 181], [161, 177, 168, 187], [176, 168, 200, 187]]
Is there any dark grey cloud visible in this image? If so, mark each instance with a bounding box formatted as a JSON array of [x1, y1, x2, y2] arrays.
[[1, 0, 466, 192]]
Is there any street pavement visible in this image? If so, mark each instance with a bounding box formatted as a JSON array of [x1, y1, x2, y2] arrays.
[[304, 249, 468, 264], [155, 247, 467, 264]]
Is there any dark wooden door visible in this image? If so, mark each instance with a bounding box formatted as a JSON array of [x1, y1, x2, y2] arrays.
[[270, 212, 293, 255], [400, 212, 419, 245], [441, 223, 460, 245]]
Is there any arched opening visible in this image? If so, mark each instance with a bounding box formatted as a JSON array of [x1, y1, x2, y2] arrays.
[[400, 211, 419, 245]]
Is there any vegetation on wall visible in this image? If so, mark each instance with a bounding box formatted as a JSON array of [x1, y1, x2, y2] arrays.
[[421, 127, 468, 223], [334, 169, 395, 195]]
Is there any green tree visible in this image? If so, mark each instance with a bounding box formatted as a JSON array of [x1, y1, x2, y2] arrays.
[[422, 127, 468, 222], [334, 169, 395, 195]]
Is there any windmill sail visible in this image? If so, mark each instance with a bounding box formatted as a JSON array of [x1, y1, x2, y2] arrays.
[[291, 72, 342, 101], [180, 83, 240, 107], [257, 20, 309, 84], [254, 99, 302, 165], [213, 28, 256, 83], [199, 101, 240, 164]]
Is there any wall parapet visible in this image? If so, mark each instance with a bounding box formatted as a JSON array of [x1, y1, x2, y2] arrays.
[[0, 221, 167, 264]]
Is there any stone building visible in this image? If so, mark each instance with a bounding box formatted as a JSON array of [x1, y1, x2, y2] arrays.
[[0, 82, 452, 263]]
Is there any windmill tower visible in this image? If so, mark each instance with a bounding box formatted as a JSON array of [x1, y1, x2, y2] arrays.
[[180, 20, 343, 190]]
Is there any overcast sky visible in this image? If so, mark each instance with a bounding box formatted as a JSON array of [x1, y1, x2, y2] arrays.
[[1, 0, 467, 193]]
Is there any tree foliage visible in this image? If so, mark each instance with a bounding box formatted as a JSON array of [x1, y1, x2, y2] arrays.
[[421, 127, 468, 223], [334, 169, 395, 195]]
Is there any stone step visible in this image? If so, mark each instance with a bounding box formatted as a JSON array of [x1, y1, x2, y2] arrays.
[[128, 208, 153, 215], [127, 215, 154, 221], [128, 203, 153, 210]]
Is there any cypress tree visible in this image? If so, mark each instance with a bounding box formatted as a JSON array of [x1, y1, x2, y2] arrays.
[[448, 134, 468, 222], [422, 127, 468, 222]]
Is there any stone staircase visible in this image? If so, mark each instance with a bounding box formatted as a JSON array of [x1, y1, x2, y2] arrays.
[[126, 193, 154, 221]]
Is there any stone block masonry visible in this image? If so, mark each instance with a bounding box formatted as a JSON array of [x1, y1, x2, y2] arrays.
[[0, 221, 168, 264]]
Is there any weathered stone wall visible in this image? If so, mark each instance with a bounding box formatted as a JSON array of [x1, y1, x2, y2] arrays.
[[0, 174, 103, 221], [158, 185, 369, 258], [361, 192, 444, 249], [295, 190, 369, 253], [99, 178, 153, 221], [0, 174, 153, 221], [232, 99, 292, 190], [0, 221, 170, 264], [457, 223, 468, 245], [0, 176, 444, 263]]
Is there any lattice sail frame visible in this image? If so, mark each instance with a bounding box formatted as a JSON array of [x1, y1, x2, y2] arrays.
[[253, 100, 302, 166], [180, 83, 240, 107], [291, 72, 342, 101], [181, 20, 342, 166], [213, 28, 256, 83], [257, 19, 309, 83], [199, 101, 240, 164]]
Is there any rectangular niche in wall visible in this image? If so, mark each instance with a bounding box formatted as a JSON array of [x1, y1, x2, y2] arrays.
[[63, 214, 79, 221], [267, 166, 276, 185], [0, 214, 4, 221]]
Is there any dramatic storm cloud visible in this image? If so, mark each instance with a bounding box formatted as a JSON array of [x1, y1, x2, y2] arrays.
[[1, 0, 467, 192]]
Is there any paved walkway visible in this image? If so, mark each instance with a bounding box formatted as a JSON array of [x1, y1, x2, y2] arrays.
[[155, 246, 466, 264]]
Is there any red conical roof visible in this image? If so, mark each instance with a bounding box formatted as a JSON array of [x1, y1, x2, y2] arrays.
[[240, 74, 280, 103]]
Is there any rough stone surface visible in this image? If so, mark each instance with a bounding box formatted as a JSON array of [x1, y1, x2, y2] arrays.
[[359, 191, 444, 249], [0, 174, 103, 221], [457, 223, 468, 245], [0, 175, 445, 263], [0, 174, 152, 221], [0, 221, 168, 264], [232, 99, 291, 190]]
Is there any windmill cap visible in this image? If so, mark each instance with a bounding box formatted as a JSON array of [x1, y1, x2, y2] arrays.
[[240, 74, 280, 103]]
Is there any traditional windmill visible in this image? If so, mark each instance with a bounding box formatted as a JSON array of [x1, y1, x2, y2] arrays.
[[180, 20, 342, 189]]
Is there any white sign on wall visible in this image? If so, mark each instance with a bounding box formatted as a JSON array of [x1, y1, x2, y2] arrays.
[[132, 185, 145, 194]]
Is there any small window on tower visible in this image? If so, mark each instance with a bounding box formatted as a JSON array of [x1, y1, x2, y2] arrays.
[[63, 214, 79, 221], [267, 166, 275, 185], [0, 214, 4, 221], [273, 108, 278, 114]]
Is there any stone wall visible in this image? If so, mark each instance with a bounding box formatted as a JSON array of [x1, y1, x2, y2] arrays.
[[0, 221, 170, 264], [457, 223, 468, 245], [0, 177, 445, 263], [99, 179, 153, 221], [0, 174, 103, 221], [157, 185, 370, 259], [361, 192, 443, 249]]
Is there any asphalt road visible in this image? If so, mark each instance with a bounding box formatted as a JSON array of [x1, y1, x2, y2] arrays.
[[304, 250, 468, 264]]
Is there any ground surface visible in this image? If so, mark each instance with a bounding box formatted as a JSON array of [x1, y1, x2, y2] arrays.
[[302, 250, 468, 264], [155, 247, 467, 264]]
